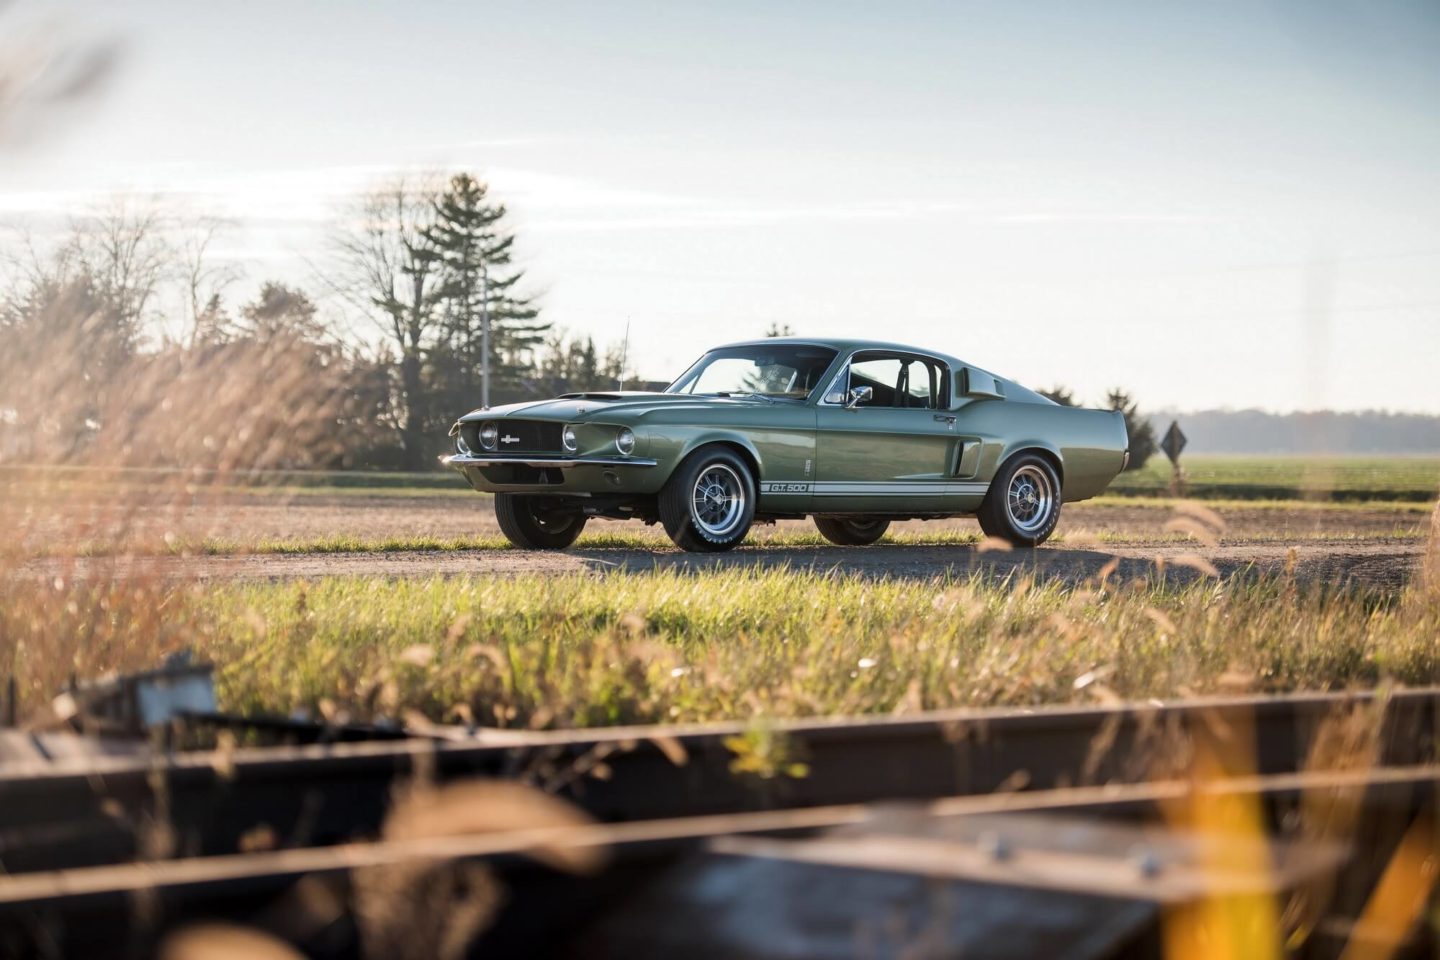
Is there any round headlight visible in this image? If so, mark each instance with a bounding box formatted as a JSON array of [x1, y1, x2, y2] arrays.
[[562, 424, 579, 452], [615, 427, 636, 456], [455, 432, 472, 456], [479, 422, 498, 450]]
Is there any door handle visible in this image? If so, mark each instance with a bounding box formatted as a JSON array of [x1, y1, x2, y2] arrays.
[[933, 414, 956, 424]]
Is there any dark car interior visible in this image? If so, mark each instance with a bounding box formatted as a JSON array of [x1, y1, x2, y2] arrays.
[[847, 354, 948, 409]]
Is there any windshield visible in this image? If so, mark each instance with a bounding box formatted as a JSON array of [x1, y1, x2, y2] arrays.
[[666, 344, 839, 399]]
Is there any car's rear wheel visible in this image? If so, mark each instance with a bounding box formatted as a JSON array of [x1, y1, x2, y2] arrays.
[[813, 516, 891, 546], [659, 447, 756, 552], [494, 493, 588, 549], [976, 453, 1062, 547]]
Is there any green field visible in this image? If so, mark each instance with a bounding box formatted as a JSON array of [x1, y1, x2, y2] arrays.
[[1110, 456, 1440, 502], [5, 568, 1437, 729]]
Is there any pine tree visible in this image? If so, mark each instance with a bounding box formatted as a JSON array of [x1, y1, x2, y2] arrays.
[[1106, 388, 1157, 471], [238, 282, 325, 343], [1039, 385, 1077, 407], [534, 330, 623, 393], [428, 173, 546, 403]]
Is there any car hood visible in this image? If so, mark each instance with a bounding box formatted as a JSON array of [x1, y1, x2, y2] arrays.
[[454, 391, 787, 425]]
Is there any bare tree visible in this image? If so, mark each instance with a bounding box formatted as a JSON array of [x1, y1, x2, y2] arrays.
[[0, 201, 169, 435], [66, 197, 171, 348], [329, 176, 446, 470], [178, 215, 242, 346]]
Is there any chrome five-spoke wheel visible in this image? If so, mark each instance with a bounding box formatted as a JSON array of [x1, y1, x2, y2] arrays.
[[1006, 464, 1054, 534], [690, 464, 746, 539], [977, 452, 1062, 547], [659, 447, 757, 552]]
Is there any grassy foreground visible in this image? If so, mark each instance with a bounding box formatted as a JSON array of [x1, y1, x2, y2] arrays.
[[7, 568, 1437, 729]]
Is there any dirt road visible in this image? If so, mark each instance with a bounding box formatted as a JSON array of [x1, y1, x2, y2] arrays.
[[11, 486, 1430, 589], [34, 539, 1424, 589]]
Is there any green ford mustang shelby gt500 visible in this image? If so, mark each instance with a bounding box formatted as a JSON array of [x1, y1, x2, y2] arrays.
[[445, 338, 1130, 552]]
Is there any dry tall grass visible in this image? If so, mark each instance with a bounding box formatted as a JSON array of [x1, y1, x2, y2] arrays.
[[0, 316, 351, 717], [1424, 494, 1440, 597]]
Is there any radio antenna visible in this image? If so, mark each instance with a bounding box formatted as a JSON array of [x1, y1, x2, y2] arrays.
[[617, 318, 630, 391]]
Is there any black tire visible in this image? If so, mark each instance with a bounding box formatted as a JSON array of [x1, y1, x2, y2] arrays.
[[813, 516, 891, 546], [976, 453, 1062, 547], [494, 493, 587, 549], [658, 447, 756, 552]]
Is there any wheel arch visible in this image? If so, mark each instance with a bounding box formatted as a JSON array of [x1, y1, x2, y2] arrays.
[[675, 434, 764, 485], [996, 442, 1065, 488]]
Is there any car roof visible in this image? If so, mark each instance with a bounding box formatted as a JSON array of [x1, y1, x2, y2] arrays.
[[711, 337, 965, 366], [706, 336, 1053, 405]]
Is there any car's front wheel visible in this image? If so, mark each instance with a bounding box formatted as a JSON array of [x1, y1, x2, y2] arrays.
[[813, 517, 891, 546], [658, 447, 756, 552], [976, 453, 1062, 547], [494, 493, 588, 549]]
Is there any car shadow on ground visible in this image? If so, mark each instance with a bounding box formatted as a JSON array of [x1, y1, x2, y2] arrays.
[[570, 544, 1224, 587], [568, 542, 1417, 590]]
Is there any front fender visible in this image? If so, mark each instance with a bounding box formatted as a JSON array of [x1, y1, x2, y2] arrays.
[[672, 430, 767, 479], [637, 408, 816, 497]]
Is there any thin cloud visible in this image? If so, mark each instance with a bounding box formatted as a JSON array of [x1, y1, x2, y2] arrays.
[[525, 200, 1212, 234]]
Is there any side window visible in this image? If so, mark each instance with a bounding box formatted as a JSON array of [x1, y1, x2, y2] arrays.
[[845, 355, 946, 409], [847, 357, 901, 406], [901, 359, 935, 409]]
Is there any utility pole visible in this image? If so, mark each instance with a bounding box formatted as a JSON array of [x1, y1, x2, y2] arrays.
[[480, 263, 491, 408]]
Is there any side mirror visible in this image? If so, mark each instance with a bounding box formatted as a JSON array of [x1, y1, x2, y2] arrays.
[[961, 367, 1005, 400], [844, 385, 873, 409]]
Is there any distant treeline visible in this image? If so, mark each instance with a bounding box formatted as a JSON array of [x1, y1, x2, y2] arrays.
[[0, 176, 639, 472], [1148, 409, 1440, 455]]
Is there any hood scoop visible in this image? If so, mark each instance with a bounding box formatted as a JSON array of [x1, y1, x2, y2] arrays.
[[556, 391, 668, 402]]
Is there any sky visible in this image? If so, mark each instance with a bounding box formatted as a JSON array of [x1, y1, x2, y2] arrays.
[[2, 0, 1438, 412]]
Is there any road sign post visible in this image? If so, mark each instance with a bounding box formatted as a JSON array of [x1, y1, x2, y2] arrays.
[[1161, 421, 1187, 496]]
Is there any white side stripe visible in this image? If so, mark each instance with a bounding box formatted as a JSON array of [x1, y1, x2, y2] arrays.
[[761, 481, 989, 496]]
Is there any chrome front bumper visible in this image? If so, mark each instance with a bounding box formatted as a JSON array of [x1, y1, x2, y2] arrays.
[[443, 454, 658, 469]]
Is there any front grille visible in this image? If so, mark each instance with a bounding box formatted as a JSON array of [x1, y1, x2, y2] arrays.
[[463, 419, 563, 454]]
